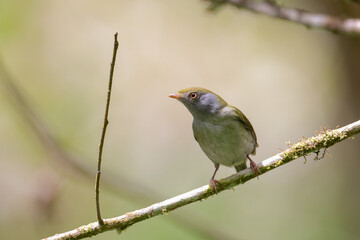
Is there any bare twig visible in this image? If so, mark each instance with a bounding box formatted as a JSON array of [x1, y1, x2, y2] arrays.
[[95, 33, 119, 225], [43, 120, 360, 240], [207, 0, 360, 36]]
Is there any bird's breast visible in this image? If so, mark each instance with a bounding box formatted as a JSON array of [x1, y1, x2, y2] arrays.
[[192, 119, 255, 167]]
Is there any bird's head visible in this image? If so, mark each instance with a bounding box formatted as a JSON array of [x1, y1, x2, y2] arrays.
[[169, 87, 228, 120]]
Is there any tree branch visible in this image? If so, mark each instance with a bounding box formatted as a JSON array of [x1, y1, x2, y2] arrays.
[[95, 32, 119, 225], [207, 0, 360, 36], [43, 120, 360, 240]]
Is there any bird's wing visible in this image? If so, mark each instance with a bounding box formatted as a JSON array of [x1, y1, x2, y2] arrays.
[[231, 106, 259, 151]]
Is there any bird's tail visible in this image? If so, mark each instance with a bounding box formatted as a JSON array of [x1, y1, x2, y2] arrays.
[[234, 162, 247, 172]]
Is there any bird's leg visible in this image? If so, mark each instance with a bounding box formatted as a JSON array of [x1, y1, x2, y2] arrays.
[[247, 155, 261, 178], [209, 164, 220, 192]]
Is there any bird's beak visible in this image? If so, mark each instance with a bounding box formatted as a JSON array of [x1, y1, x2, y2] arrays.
[[169, 93, 180, 99]]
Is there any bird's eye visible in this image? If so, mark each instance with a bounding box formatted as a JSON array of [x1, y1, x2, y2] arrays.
[[189, 92, 198, 99]]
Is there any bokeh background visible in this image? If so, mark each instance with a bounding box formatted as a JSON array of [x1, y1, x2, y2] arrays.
[[1, 0, 360, 239]]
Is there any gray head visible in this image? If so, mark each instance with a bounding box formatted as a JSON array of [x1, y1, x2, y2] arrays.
[[169, 87, 228, 120]]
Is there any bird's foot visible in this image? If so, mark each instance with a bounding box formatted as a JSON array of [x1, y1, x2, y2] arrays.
[[209, 179, 219, 193], [248, 157, 261, 179]]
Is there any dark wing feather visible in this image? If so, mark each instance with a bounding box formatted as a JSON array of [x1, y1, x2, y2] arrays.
[[232, 106, 258, 153]]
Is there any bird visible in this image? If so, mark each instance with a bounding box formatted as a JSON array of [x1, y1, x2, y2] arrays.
[[169, 87, 259, 191]]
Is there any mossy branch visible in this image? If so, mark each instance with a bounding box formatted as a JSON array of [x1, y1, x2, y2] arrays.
[[207, 0, 360, 36], [43, 120, 360, 240]]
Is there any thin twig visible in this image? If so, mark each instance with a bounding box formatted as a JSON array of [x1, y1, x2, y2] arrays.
[[44, 120, 360, 240], [207, 0, 360, 36], [95, 33, 119, 225]]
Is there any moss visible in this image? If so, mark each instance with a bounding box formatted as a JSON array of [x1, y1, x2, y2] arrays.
[[281, 128, 347, 163], [161, 207, 168, 215]]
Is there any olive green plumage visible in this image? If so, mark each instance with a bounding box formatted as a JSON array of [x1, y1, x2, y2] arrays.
[[170, 87, 260, 190]]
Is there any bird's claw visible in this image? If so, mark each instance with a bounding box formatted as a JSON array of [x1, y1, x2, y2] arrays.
[[249, 159, 261, 179], [210, 179, 219, 192]]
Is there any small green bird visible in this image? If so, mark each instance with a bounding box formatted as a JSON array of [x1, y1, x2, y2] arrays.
[[169, 87, 259, 190]]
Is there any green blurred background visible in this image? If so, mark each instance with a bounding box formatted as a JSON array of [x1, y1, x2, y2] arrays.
[[1, 0, 359, 239]]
